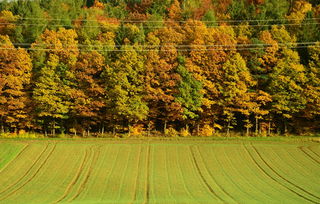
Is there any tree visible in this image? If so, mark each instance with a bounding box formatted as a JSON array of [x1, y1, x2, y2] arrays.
[[303, 42, 320, 118], [70, 51, 106, 134], [0, 35, 32, 132], [9, 1, 48, 43], [144, 33, 182, 131], [0, 10, 18, 38], [175, 56, 203, 128], [218, 53, 255, 135], [31, 28, 79, 135], [104, 45, 148, 133]]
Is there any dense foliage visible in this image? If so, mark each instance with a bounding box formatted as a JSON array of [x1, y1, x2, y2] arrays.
[[0, 0, 319, 136]]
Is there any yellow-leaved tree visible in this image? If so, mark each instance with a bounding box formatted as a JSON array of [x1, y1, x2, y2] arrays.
[[0, 35, 32, 133]]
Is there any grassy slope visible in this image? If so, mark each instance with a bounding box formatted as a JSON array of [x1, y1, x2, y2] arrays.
[[0, 139, 319, 203]]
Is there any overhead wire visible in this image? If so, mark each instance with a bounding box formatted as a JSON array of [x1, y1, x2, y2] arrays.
[[0, 45, 318, 52], [8, 41, 319, 48], [13, 17, 320, 23], [1, 22, 319, 28]]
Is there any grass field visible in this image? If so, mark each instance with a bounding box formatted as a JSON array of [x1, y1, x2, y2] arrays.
[[0, 139, 319, 204]]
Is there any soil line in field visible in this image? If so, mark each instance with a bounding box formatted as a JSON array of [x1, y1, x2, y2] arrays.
[[244, 143, 319, 204], [189, 145, 226, 203], [54, 146, 91, 203], [195, 146, 238, 204], [0, 143, 56, 201], [69, 145, 102, 201], [141, 144, 152, 204], [0, 143, 30, 174], [307, 145, 320, 158], [251, 143, 320, 201], [298, 146, 320, 165], [131, 145, 143, 204]]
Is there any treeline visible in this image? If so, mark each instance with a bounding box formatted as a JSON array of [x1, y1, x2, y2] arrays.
[[0, 0, 319, 136]]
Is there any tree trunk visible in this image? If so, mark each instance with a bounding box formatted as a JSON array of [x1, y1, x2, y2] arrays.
[[0, 117, 4, 134], [52, 120, 55, 136], [255, 117, 259, 135], [227, 121, 230, 136], [164, 121, 167, 134], [246, 125, 249, 137], [113, 127, 116, 136], [128, 122, 131, 137], [101, 124, 104, 135], [197, 124, 200, 136], [147, 121, 151, 137], [268, 120, 271, 136], [284, 120, 288, 135]]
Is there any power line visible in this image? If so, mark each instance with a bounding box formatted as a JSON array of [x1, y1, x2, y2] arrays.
[[1, 22, 319, 28], [9, 42, 319, 48], [14, 17, 320, 23], [0, 45, 318, 52]]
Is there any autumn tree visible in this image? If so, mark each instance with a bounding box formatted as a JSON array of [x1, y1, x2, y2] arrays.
[[104, 45, 148, 134], [303, 42, 320, 119], [0, 10, 18, 38], [70, 51, 106, 135], [217, 53, 256, 135], [175, 56, 203, 129], [266, 26, 308, 133], [31, 28, 79, 135], [144, 32, 183, 132], [0, 35, 32, 132]]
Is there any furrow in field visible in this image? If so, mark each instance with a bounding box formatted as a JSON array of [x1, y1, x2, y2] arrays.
[[176, 146, 199, 204], [308, 145, 320, 158], [69, 145, 111, 201], [150, 145, 176, 204], [195, 146, 238, 203], [236, 145, 303, 203], [221, 145, 264, 203], [189, 146, 225, 203], [113, 146, 133, 203], [0, 143, 29, 173], [252, 144, 320, 201], [16, 144, 88, 204], [131, 145, 143, 204], [279, 145, 320, 176], [245, 144, 319, 204], [100, 146, 131, 202], [99, 146, 120, 202], [168, 145, 203, 204], [57, 145, 95, 202], [0, 143, 57, 201], [110, 145, 141, 203], [204, 146, 251, 201], [165, 146, 178, 204], [0, 143, 49, 195], [271, 147, 320, 196], [0, 143, 50, 195], [68, 145, 101, 202], [274, 147, 320, 183], [54, 147, 90, 203], [144, 145, 151, 204], [298, 146, 320, 164]]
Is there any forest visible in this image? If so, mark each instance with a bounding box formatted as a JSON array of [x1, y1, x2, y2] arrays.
[[0, 0, 319, 137]]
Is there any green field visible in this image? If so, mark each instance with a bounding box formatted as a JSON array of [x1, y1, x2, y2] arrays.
[[0, 139, 319, 204]]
